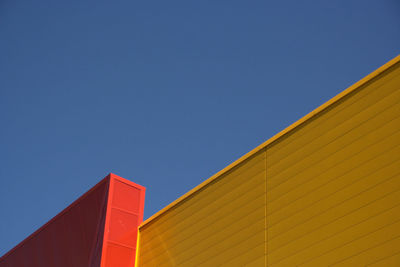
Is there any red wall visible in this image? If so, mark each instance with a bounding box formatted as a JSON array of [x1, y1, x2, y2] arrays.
[[0, 173, 145, 267]]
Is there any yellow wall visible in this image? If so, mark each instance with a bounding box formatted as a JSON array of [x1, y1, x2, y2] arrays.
[[137, 56, 400, 266], [265, 60, 400, 266], [138, 150, 267, 266]]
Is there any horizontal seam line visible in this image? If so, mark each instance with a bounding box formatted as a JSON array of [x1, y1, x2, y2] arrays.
[[267, 172, 400, 252], [267, 142, 400, 226], [268, 102, 400, 189]]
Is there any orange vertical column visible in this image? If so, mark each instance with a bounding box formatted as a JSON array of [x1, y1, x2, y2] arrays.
[[100, 173, 146, 267]]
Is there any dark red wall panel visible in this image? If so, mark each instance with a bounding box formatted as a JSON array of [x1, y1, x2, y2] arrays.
[[0, 173, 145, 267]]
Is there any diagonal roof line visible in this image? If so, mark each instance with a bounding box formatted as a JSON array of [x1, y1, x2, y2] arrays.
[[140, 54, 400, 229]]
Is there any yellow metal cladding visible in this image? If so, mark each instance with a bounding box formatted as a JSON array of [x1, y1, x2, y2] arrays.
[[137, 55, 400, 266], [265, 58, 400, 266], [138, 150, 267, 266]]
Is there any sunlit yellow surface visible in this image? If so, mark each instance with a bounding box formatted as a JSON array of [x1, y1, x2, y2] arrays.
[[139, 151, 266, 266], [137, 55, 400, 266]]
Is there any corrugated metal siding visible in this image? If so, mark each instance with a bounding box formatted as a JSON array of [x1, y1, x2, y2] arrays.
[[138, 151, 267, 266], [265, 62, 400, 266]]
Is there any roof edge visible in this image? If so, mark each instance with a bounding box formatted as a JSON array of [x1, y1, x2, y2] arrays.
[[0, 174, 111, 260], [140, 54, 400, 229]]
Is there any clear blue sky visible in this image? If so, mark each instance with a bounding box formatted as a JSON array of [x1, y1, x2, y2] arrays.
[[1, 0, 399, 256]]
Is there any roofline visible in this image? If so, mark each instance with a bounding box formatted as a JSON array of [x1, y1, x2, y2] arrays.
[[1, 174, 110, 260], [140, 54, 400, 229], [0, 173, 144, 260]]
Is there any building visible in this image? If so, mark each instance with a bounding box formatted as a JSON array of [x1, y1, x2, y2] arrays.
[[1, 55, 400, 266]]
